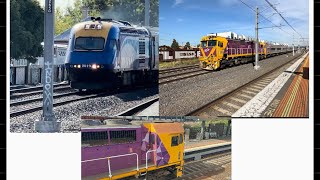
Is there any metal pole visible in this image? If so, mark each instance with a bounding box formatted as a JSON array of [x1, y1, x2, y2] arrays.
[[293, 35, 295, 56], [35, 0, 61, 132], [145, 0, 150, 27], [254, 7, 260, 70]]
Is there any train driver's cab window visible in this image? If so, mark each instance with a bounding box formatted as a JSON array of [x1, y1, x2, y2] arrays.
[[218, 42, 223, 47], [75, 37, 105, 51], [81, 131, 108, 147], [208, 40, 217, 47], [110, 130, 136, 144], [201, 41, 207, 47], [171, 136, 179, 147]]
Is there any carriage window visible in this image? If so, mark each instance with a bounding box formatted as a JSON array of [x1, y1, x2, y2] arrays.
[[208, 40, 217, 47], [171, 136, 179, 147], [81, 131, 108, 147], [201, 41, 207, 47], [75, 37, 105, 51], [110, 130, 136, 144], [179, 134, 183, 144], [139, 41, 146, 54]]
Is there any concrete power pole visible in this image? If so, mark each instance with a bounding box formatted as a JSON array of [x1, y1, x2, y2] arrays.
[[293, 35, 295, 56], [254, 7, 260, 70], [35, 0, 61, 132], [145, 0, 150, 27]]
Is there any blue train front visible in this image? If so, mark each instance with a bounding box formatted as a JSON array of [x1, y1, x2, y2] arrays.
[[65, 17, 158, 90]]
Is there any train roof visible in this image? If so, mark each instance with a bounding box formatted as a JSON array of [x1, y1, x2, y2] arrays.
[[144, 122, 184, 134], [72, 17, 151, 36], [81, 124, 141, 130]]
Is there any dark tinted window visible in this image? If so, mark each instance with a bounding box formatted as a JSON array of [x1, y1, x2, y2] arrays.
[[201, 41, 207, 47], [171, 136, 179, 147], [75, 37, 105, 50], [82, 131, 108, 147], [208, 40, 217, 47], [110, 130, 136, 144]]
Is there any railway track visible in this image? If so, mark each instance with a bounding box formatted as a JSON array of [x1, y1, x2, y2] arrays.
[[159, 65, 199, 74], [10, 82, 69, 94], [176, 143, 231, 180], [10, 91, 79, 106], [159, 69, 211, 85], [10, 84, 158, 118], [10, 92, 109, 117], [10, 85, 72, 99], [186, 53, 305, 117]]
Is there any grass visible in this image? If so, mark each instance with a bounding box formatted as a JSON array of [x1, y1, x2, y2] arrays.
[[159, 58, 199, 69]]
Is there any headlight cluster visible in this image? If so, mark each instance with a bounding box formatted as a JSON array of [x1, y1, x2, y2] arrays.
[[70, 64, 102, 69]]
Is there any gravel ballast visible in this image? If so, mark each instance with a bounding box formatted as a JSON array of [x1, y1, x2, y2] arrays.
[[10, 87, 158, 133]]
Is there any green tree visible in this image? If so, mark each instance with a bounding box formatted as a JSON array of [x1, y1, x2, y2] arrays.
[[197, 44, 200, 47], [10, 0, 44, 63], [55, 1, 100, 35], [82, 0, 159, 27], [171, 39, 179, 50], [184, 42, 191, 49]]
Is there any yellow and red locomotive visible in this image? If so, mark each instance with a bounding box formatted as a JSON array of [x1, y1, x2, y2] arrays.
[[199, 32, 291, 70]]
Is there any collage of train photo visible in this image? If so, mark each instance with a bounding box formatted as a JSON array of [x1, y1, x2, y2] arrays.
[[8, 0, 310, 180]]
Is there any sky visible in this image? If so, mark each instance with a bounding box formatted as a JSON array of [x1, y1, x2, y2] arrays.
[[159, 0, 309, 46]]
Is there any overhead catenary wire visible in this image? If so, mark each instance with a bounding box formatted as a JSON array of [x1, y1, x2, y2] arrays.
[[264, 0, 303, 38], [237, 0, 292, 36]]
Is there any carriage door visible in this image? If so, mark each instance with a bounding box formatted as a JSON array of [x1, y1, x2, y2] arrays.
[[150, 36, 156, 69]]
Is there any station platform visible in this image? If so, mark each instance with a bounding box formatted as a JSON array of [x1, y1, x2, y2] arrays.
[[269, 55, 309, 117], [135, 101, 159, 116], [185, 138, 231, 150], [259, 53, 309, 117], [232, 52, 309, 117]]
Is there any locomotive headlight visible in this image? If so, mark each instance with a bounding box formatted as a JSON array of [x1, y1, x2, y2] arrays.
[[92, 64, 97, 69], [77, 64, 81, 68], [97, 65, 100, 68]]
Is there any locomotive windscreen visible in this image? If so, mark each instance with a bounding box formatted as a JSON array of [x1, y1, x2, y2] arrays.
[[208, 40, 217, 47], [201, 41, 207, 47], [75, 37, 105, 51]]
